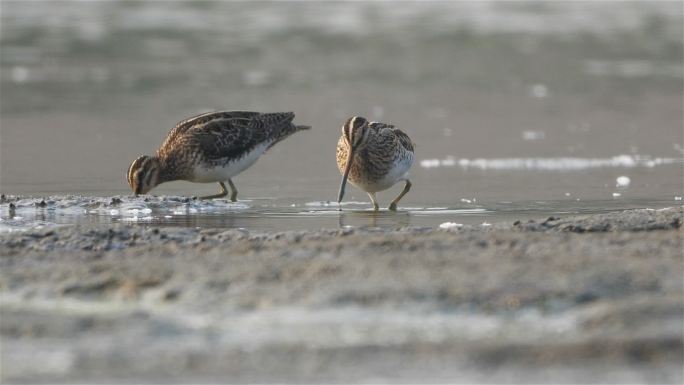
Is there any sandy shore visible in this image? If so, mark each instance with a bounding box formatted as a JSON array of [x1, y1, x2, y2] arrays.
[[1, 207, 682, 383]]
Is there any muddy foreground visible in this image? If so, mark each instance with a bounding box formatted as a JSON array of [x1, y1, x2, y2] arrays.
[[1, 207, 682, 383]]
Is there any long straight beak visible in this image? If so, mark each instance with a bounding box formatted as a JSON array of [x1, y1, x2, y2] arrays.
[[337, 148, 354, 205]]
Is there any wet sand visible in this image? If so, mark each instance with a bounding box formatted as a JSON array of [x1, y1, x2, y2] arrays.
[[1, 206, 682, 383]]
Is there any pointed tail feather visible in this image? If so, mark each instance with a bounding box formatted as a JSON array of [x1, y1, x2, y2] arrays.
[[266, 118, 311, 150]]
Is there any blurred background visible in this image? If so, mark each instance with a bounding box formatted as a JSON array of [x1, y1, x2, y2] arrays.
[[1, 1, 682, 208], [2, 3, 683, 383]]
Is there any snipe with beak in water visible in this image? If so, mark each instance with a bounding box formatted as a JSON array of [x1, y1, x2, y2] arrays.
[[127, 111, 310, 200], [336, 116, 415, 211]]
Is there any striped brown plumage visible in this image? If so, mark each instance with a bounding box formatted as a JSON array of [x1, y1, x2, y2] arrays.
[[336, 116, 415, 211], [127, 111, 309, 200]]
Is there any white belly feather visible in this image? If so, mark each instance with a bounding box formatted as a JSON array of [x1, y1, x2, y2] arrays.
[[189, 143, 270, 183], [352, 152, 414, 193]]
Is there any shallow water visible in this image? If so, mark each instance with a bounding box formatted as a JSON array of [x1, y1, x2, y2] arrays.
[[0, 194, 680, 232], [1, 1, 682, 231]]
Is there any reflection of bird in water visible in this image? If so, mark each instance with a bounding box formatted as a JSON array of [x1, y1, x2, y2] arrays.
[[127, 111, 310, 200], [337, 210, 411, 228], [336, 116, 415, 211]]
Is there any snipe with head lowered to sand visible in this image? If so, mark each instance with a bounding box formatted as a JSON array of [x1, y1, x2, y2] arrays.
[[127, 111, 310, 200]]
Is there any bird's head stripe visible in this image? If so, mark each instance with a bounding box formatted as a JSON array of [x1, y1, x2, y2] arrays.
[[344, 117, 355, 145]]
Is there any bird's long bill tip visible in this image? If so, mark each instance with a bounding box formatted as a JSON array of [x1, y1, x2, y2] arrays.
[[337, 178, 347, 204], [338, 154, 353, 206]]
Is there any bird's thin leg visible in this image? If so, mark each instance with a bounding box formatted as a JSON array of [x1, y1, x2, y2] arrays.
[[227, 178, 238, 202], [368, 192, 379, 211], [200, 182, 229, 200], [389, 180, 412, 211]]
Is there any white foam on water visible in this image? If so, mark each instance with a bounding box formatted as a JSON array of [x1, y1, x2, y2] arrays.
[[616, 176, 631, 187], [305, 201, 337, 207], [410, 209, 488, 215], [420, 159, 441, 168], [439, 222, 463, 229], [441, 156, 456, 167], [1, 196, 255, 229], [306, 201, 370, 208], [120, 216, 154, 222], [299, 210, 342, 216], [423, 155, 683, 170], [125, 208, 152, 216]]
